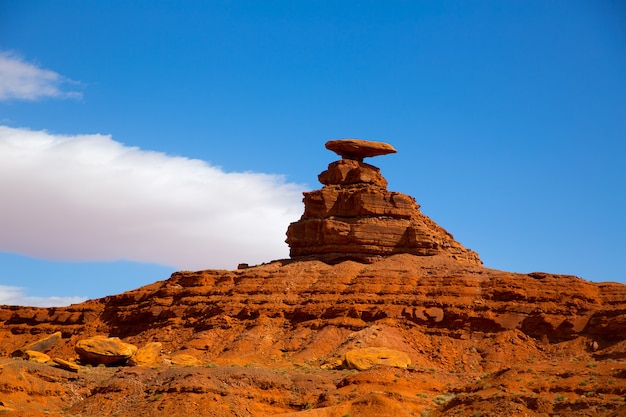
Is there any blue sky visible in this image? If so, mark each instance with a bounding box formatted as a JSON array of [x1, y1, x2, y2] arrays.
[[0, 1, 624, 306]]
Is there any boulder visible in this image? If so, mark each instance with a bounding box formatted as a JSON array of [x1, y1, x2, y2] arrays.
[[75, 336, 137, 366], [344, 347, 411, 371], [325, 138, 397, 161], [52, 357, 81, 372], [128, 342, 162, 367], [22, 350, 52, 364], [11, 331, 62, 357], [170, 353, 202, 367]]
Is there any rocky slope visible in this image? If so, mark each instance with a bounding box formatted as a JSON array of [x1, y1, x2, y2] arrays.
[[1, 140, 624, 416]]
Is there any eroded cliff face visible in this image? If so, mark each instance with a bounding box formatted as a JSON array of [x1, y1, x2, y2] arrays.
[[0, 140, 624, 416]]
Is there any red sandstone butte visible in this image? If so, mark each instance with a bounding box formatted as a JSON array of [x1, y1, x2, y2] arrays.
[[286, 140, 481, 265]]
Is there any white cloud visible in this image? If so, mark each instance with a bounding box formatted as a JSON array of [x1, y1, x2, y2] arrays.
[[0, 285, 87, 307], [0, 126, 305, 270], [0, 52, 82, 100]]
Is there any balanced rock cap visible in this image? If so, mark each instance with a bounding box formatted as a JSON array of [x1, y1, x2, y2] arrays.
[[325, 139, 397, 161]]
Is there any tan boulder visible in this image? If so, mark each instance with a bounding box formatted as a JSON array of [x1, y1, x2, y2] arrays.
[[22, 350, 52, 364], [344, 347, 411, 371], [53, 357, 81, 372], [128, 342, 162, 367], [75, 336, 137, 366], [170, 353, 202, 367]]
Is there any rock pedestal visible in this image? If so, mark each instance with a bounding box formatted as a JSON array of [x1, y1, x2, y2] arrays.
[[286, 139, 482, 265]]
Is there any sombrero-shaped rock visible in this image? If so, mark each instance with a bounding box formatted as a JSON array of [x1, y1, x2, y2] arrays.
[[325, 139, 397, 161]]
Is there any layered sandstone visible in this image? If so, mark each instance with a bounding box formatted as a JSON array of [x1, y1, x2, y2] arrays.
[[0, 138, 624, 416], [286, 140, 481, 264], [0, 256, 625, 416]]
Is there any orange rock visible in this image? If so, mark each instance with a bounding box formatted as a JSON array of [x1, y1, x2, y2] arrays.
[[318, 159, 388, 187], [11, 331, 62, 357], [128, 342, 162, 366], [287, 141, 481, 264], [170, 353, 202, 367], [75, 336, 137, 366], [344, 347, 411, 370], [325, 139, 397, 161], [52, 357, 80, 372], [22, 350, 52, 364]]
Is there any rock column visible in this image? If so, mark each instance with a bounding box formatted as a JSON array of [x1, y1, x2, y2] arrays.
[[286, 139, 482, 265]]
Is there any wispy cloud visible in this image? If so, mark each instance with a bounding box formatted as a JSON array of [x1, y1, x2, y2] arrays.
[[0, 285, 86, 307], [0, 126, 304, 270], [0, 52, 82, 100]]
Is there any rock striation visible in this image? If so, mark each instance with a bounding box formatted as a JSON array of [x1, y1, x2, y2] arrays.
[[286, 139, 482, 264]]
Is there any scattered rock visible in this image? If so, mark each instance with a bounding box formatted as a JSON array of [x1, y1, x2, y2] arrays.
[[128, 342, 162, 366], [321, 358, 343, 370], [344, 347, 411, 371], [170, 353, 202, 367], [11, 331, 62, 357], [52, 357, 80, 372], [22, 350, 52, 364], [75, 336, 137, 366]]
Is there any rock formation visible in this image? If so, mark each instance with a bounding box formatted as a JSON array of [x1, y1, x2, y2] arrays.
[[74, 335, 138, 366], [0, 138, 624, 417], [286, 139, 482, 265]]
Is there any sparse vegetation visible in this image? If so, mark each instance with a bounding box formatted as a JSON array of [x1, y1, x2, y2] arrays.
[[433, 393, 455, 405]]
